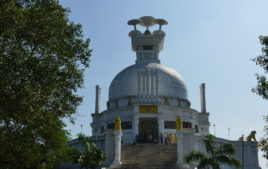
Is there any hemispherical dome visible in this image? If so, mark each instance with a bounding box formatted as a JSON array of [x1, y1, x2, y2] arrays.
[[109, 63, 188, 101]]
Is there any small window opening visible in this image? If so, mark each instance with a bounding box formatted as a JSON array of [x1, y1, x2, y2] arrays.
[[183, 121, 192, 128], [143, 45, 153, 50]]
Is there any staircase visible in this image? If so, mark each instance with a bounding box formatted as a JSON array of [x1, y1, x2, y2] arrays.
[[109, 144, 178, 169]]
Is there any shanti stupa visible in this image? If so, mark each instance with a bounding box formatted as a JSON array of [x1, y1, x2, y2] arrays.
[[90, 16, 261, 169]]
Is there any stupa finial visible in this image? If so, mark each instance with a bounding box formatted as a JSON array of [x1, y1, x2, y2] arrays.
[[127, 16, 168, 64], [127, 16, 168, 32]]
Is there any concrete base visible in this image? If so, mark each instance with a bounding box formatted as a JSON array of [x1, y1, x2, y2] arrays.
[[176, 161, 184, 169], [178, 164, 191, 169]]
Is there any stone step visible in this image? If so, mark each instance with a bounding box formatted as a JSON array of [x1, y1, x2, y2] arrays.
[[111, 165, 175, 168], [121, 160, 176, 164], [109, 144, 178, 169], [110, 164, 177, 169]]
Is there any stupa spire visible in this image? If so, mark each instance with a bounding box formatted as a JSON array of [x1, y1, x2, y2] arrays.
[[127, 16, 168, 64]]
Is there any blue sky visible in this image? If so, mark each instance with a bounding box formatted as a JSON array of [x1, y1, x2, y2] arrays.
[[61, 0, 268, 167]]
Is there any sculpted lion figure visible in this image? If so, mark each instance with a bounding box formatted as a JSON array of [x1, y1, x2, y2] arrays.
[[246, 130, 256, 141]]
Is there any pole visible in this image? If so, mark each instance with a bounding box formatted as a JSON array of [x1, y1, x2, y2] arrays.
[[213, 124, 216, 136], [228, 128, 230, 140], [95, 85, 101, 114], [95, 129, 98, 145], [242, 134, 244, 169], [200, 83, 206, 113], [80, 125, 83, 134]]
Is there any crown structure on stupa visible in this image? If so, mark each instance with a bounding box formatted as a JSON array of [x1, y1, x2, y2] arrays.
[[128, 16, 168, 64]]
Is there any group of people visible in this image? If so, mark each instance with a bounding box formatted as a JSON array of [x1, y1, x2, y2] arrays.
[[134, 133, 177, 144]]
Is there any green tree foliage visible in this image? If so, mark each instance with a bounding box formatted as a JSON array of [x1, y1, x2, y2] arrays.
[[253, 36, 268, 160], [253, 36, 268, 100], [77, 134, 106, 169], [184, 134, 241, 169], [259, 116, 268, 160], [0, 0, 91, 168]]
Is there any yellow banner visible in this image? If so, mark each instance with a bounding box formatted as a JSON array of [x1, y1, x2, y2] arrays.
[[139, 105, 158, 113]]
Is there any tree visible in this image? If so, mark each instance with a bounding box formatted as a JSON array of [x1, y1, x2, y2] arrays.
[[252, 36, 268, 100], [0, 0, 91, 168], [77, 134, 106, 169], [184, 134, 241, 169], [252, 36, 268, 160], [259, 116, 268, 160]]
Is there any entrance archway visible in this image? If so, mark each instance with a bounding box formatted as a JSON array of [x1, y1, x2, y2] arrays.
[[138, 118, 158, 143]]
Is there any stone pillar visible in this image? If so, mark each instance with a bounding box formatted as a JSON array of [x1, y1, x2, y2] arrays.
[[112, 130, 122, 165], [200, 83, 206, 113], [95, 85, 101, 114], [112, 117, 122, 166], [158, 117, 164, 143], [176, 130, 183, 167], [176, 116, 183, 167], [133, 116, 139, 136], [158, 117, 164, 135], [104, 130, 114, 165], [189, 130, 195, 152]]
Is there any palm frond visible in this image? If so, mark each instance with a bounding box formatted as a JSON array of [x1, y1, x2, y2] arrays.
[[228, 157, 242, 168], [217, 143, 235, 155], [184, 151, 206, 164], [215, 155, 241, 168], [198, 157, 215, 169], [204, 134, 217, 154]]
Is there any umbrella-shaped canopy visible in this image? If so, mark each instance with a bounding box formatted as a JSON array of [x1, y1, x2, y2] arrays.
[[139, 16, 156, 27], [155, 19, 168, 26], [127, 19, 141, 30], [127, 19, 141, 26]]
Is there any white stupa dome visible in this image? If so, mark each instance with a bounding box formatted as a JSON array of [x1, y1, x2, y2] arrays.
[[109, 62, 188, 101]]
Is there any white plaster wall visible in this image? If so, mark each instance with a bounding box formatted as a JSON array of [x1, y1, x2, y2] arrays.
[[92, 104, 260, 169], [104, 130, 115, 166]]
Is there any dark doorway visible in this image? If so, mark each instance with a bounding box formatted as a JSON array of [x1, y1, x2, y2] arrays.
[[138, 118, 158, 143]]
